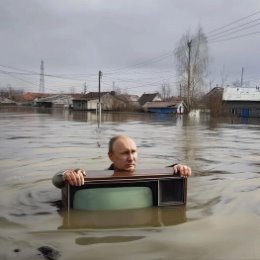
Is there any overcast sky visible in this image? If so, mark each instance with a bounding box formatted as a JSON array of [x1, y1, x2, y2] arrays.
[[1, 0, 260, 95]]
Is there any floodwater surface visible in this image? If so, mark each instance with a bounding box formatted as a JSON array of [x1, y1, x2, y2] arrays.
[[0, 107, 259, 260]]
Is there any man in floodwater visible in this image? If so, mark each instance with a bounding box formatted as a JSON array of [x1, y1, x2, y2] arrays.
[[52, 135, 191, 188]]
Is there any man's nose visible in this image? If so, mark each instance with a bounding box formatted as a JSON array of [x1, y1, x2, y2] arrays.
[[128, 153, 134, 161]]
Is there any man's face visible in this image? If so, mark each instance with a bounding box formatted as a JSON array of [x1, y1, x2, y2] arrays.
[[108, 137, 137, 172]]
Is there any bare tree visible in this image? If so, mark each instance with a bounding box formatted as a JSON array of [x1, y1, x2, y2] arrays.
[[232, 80, 241, 88], [0, 85, 24, 99], [70, 86, 75, 94], [174, 27, 209, 110], [220, 65, 229, 86], [159, 83, 172, 100], [112, 86, 128, 96], [232, 80, 250, 88]]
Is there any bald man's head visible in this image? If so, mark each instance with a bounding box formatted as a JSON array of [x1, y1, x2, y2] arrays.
[[108, 135, 137, 172]]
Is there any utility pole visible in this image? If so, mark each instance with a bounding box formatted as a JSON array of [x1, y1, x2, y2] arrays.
[[98, 71, 102, 103], [39, 60, 45, 93], [97, 70, 102, 128], [240, 67, 244, 87], [187, 40, 192, 111]]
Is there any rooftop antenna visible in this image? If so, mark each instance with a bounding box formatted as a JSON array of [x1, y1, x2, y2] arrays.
[[97, 70, 102, 128]]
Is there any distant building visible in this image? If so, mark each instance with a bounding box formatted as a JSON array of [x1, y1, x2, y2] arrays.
[[72, 98, 88, 110], [73, 92, 127, 111], [138, 93, 162, 107], [206, 86, 224, 98], [222, 87, 260, 117], [0, 97, 16, 106], [19, 92, 52, 105], [34, 94, 73, 108], [19, 92, 87, 107], [143, 100, 186, 114], [115, 94, 140, 110], [204, 86, 224, 117], [17, 91, 132, 111]]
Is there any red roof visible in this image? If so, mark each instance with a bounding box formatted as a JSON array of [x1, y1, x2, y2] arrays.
[[20, 92, 88, 102], [20, 92, 53, 101]]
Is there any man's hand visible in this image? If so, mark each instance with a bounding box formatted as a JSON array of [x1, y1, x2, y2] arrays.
[[63, 169, 86, 186], [173, 164, 191, 177]]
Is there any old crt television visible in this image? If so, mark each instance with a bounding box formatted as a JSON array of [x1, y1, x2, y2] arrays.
[[62, 168, 187, 211]]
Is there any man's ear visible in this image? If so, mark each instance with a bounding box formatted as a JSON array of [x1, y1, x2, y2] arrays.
[[108, 152, 113, 161]]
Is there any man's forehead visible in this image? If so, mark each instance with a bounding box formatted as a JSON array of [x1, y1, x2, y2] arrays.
[[114, 137, 136, 148]]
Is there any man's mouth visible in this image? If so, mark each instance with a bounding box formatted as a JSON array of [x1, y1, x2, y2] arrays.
[[126, 164, 135, 167]]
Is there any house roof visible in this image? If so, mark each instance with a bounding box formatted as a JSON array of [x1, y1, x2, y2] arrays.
[[138, 93, 160, 106], [205, 87, 224, 97], [84, 92, 111, 100], [116, 94, 139, 102], [35, 94, 73, 102], [20, 92, 52, 102], [0, 97, 16, 104], [143, 101, 182, 108], [20, 92, 98, 102], [69, 93, 88, 100], [223, 87, 260, 101]]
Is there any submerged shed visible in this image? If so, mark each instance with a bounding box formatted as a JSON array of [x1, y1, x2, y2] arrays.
[[143, 100, 185, 114]]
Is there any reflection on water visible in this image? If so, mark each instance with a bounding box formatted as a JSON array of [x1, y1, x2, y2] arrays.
[[75, 235, 145, 245], [60, 207, 187, 229], [0, 107, 260, 260]]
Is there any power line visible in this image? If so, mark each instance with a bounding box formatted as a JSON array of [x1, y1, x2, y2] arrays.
[[102, 76, 179, 90], [207, 18, 260, 41], [206, 10, 260, 43], [0, 64, 97, 81], [104, 73, 176, 84], [0, 69, 39, 88], [206, 10, 260, 35], [104, 50, 174, 74], [104, 68, 174, 76], [210, 30, 260, 43], [2, 10, 260, 93]]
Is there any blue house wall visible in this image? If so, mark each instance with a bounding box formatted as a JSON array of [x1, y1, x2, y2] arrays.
[[148, 107, 177, 114]]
